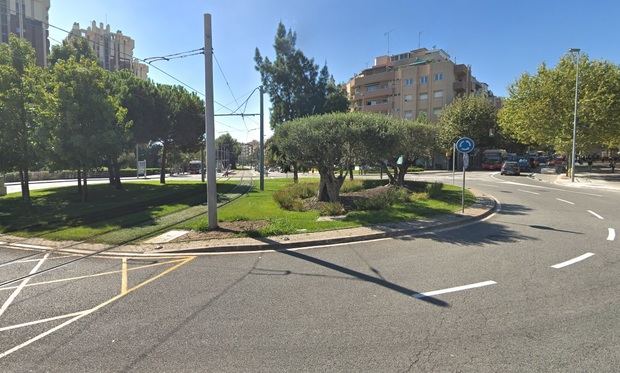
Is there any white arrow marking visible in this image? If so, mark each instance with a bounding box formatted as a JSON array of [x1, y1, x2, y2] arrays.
[[551, 252, 595, 269], [587, 210, 604, 220], [414, 280, 497, 298], [607, 228, 616, 241]]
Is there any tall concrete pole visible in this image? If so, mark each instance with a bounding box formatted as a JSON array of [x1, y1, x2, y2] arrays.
[[570, 48, 581, 182], [259, 86, 265, 191], [18, 0, 24, 38], [204, 14, 218, 229]]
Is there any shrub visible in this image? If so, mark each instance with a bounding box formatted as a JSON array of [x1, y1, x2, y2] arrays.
[[340, 180, 364, 193], [319, 202, 346, 216], [355, 186, 409, 210], [426, 182, 443, 199], [410, 192, 429, 202], [272, 182, 317, 211]]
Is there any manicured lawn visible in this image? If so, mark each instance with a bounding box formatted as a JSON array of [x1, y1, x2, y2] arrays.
[[184, 178, 476, 237], [0, 180, 237, 240]]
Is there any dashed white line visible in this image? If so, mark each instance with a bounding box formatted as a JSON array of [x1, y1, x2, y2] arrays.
[[9, 243, 51, 250], [556, 198, 575, 205], [0, 311, 86, 332], [413, 280, 497, 298], [518, 189, 540, 195], [551, 252, 595, 269], [608, 228, 616, 241], [587, 210, 604, 220]]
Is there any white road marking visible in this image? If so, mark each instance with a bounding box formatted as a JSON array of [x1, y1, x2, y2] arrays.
[[556, 198, 575, 205], [587, 210, 604, 220], [518, 189, 540, 195], [0, 253, 49, 317], [413, 280, 497, 299], [489, 173, 603, 197], [607, 228, 616, 241], [0, 311, 86, 332], [144, 230, 190, 244], [9, 243, 51, 250], [551, 252, 595, 269]]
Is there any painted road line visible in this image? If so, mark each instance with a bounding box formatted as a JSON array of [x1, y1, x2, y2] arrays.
[[144, 230, 190, 244], [9, 243, 52, 250], [121, 258, 128, 294], [0, 256, 195, 360], [551, 252, 595, 269], [608, 228, 616, 241], [518, 189, 540, 195], [556, 198, 575, 205], [0, 253, 50, 317], [0, 311, 86, 332], [587, 210, 604, 220], [413, 280, 497, 299], [489, 173, 603, 197]]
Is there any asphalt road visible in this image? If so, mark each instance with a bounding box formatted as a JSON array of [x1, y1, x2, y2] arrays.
[[0, 171, 618, 372]]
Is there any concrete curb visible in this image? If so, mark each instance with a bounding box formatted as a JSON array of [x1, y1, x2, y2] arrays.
[[156, 195, 498, 254], [0, 192, 498, 257]]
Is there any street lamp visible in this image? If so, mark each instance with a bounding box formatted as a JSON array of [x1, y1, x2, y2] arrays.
[[569, 48, 581, 182]]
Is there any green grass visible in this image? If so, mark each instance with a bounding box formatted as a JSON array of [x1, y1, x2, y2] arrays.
[[0, 180, 238, 241], [182, 179, 475, 237]]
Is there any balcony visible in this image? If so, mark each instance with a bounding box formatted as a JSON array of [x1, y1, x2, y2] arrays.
[[362, 102, 389, 113], [353, 70, 396, 86], [355, 87, 393, 100], [453, 81, 466, 92]]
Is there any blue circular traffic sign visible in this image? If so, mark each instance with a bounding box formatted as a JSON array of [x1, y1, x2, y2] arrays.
[[456, 137, 475, 153]]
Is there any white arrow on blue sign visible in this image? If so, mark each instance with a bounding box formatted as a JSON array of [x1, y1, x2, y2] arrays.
[[456, 137, 475, 153]]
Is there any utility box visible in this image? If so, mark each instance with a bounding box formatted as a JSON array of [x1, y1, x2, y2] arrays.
[[0, 177, 6, 196]]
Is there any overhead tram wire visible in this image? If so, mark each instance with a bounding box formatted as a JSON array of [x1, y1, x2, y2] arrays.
[[212, 51, 250, 136], [37, 18, 236, 115]]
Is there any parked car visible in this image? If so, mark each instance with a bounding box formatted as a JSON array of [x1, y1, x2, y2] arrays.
[[501, 161, 521, 176], [517, 158, 531, 172]]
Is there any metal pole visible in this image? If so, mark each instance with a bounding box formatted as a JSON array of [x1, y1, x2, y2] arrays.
[[259, 86, 265, 191], [135, 144, 139, 178], [18, 0, 24, 38], [570, 49, 580, 182], [204, 14, 217, 229], [462, 153, 466, 213], [452, 142, 456, 185]]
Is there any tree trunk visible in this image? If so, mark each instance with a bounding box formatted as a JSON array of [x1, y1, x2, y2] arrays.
[[397, 160, 409, 186], [108, 159, 115, 185], [82, 171, 88, 202], [160, 144, 167, 184], [292, 164, 299, 183], [113, 158, 122, 190], [317, 169, 345, 202], [349, 165, 354, 180], [19, 168, 30, 203], [77, 169, 82, 195], [382, 162, 396, 184]]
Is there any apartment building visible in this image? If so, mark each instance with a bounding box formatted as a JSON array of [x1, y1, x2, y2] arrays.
[[347, 48, 494, 121], [0, 0, 50, 66], [68, 21, 149, 79]]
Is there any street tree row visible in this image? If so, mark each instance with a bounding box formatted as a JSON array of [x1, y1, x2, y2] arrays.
[[0, 36, 205, 203]]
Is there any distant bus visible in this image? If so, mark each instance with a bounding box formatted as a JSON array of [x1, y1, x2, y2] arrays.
[[482, 149, 507, 170], [188, 160, 202, 174]]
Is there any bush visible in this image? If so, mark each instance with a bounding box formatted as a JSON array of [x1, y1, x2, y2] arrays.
[[272, 182, 317, 211], [319, 202, 346, 216], [410, 192, 429, 202], [340, 179, 364, 193], [354, 186, 409, 211], [426, 182, 443, 199]]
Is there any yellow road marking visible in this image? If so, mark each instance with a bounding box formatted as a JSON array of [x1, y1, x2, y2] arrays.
[[0, 258, 187, 292], [0, 256, 196, 359], [121, 258, 128, 294]]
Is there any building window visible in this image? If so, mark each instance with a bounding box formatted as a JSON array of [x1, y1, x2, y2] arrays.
[[419, 93, 428, 100], [404, 78, 413, 86], [404, 94, 413, 102], [404, 110, 413, 119], [366, 83, 380, 92], [420, 75, 428, 85], [434, 72, 444, 81], [433, 90, 444, 98], [366, 99, 387, 106], [433, 108, 443, 117]]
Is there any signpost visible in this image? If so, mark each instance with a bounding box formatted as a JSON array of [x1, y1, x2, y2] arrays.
[[456, 137, 475, 213], [137, 160, 147, 178], [0, 176, 6, 196]]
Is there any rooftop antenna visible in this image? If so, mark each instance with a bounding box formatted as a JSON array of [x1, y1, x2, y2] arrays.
[[384, 28, 396, 56]]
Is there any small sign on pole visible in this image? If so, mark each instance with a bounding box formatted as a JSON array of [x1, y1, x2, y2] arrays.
[[456, 137, 475, 213]]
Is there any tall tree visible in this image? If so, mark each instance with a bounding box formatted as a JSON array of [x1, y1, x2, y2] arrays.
[[48, 37, 97, 66], [438, 95, 499, 150], [499, 54, 620, 154], [52, 57, 119, 201], [0, 35, 53, 202], [215, 133, 242, 169]]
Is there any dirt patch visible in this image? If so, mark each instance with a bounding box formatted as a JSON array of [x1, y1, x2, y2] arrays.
[[175, 220, 269, 241]]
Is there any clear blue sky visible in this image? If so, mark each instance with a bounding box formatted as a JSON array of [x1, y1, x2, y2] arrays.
[[49, 0, 620, 142]]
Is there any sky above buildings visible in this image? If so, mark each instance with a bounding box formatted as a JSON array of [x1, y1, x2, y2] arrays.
[[49, 0, 620, 142]]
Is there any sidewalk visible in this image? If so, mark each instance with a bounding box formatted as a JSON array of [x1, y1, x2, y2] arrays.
[[530, 170, 620, 192], [0, 190, 497, 256]]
